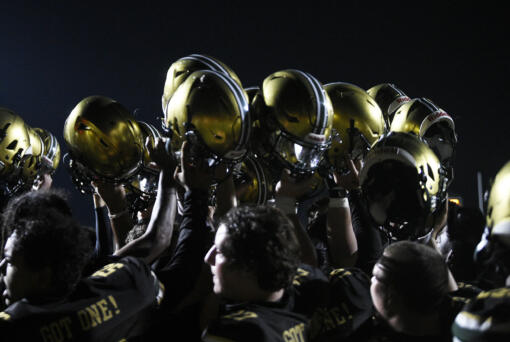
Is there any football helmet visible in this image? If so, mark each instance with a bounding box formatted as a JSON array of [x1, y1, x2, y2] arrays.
[[487, 161, 510, 246], [0, 108, 32, 197], [324, 82, 386, 174], [231, 153, 272, 205], [164, 69, 250, 170], [125, 121, 163, 212], [162, 54, 243, 118], [21, 125, 44, 184], [63, 96, 144, 193], [359, 131, 448, 240], [390, 97, 457, 185], [251, 69, 334, 176], [33, 127, 61, 176], [367, 83, 411, 127]]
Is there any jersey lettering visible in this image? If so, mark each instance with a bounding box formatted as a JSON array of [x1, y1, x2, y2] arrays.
[[77, 295, 121, 331], [222, 310, 258, 321], [283, 323, 306, 342], [91, 263, 124, 278]]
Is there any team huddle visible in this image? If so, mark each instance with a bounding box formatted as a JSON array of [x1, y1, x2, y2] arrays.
[[0, 53, 508, 341]]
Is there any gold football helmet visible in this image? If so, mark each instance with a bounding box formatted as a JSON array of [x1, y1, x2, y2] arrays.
[[164, 69, 250, 168], [367, 83, 411, 127], [0, 108, 31, 178], [486, 161, 510, 246], [125, 121, 163, 211], [232, 153, 272, 205], [251, 69, 334, 175], [33, 127, 61, 176], [63, 96, 144, 192], [162, 54, 243, 118], [359, 131, 447, 240], [324, 82, 386, 173], [390, 97, 457, 185], [0, 108, 32, 197], [21, 125, 44, 184]]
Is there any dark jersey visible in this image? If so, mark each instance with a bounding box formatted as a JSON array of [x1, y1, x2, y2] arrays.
[[203, 296, 309, 342], [452, 286, 510, 342], [352, 287, 481, 342], [291, 264, 373, 341], [0, 256, 163, 341]]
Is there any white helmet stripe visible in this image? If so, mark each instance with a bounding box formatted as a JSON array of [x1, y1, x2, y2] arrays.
[[292, 70, 327, 135], [187, 54, 230, 77], [202, 70, 250, 156]]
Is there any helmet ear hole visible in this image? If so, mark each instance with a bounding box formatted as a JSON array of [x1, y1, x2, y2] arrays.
[[6, 140, 18, 150], [427, 164, 435, 181]]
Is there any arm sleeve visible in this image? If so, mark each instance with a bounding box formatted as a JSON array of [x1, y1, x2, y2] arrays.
[[94, 206, 114, 258], [349, 189, 385, 275], [155, 189, 213, 311]]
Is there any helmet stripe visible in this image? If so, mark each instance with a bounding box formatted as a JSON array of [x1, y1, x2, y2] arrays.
[[187, 54, 230, 77], [202, 70, 250, 155], [418, 98, 439, 113], [293, 70, 327, 135]]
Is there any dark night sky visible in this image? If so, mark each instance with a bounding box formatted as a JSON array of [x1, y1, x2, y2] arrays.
[[1, 2, 509, 227]]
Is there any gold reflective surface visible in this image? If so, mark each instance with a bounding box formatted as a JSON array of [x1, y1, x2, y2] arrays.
[[63, 96, 143, 180]]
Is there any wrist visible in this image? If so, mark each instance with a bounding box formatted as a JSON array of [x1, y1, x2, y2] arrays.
[[329, 186, 349, 198], [108, 207, 129, 219], [329, 197, 349, 209]]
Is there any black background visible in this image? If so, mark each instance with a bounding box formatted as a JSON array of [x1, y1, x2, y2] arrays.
[[1, 1, 508, 227]]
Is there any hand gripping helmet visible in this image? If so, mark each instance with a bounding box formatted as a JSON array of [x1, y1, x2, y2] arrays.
[[63, 96, 144, 193], [0, 108, 31, 197], [359, 131, 448, 240], [164, 69, 250, 170], [366, 83, 411, 127], [251, 69, 334, 176], [390, 97, 457, 185], [162, 54, 243, 119], [125, 121, 163, 212], [324, 82, 386, 174]]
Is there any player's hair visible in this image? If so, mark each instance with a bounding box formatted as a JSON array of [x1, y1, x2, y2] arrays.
[[2, 189, 93, 296], [219, 205, 301, 291], [374, 241, 449, 314]]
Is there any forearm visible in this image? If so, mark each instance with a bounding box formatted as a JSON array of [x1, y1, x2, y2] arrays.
[[327, 202, 358, 268], [156, 188, 212, 311], [115, 169, 177, 264], [212, 174, 237, 222]]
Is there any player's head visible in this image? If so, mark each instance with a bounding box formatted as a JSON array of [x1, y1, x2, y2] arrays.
[[204, 205, 300, 300], [1, 189, 93, 306]]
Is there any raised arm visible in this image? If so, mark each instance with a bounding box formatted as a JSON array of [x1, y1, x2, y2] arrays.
[[326, 158, 359, 268], [274, 169, 318, 267], [115, 138, 178, 264]]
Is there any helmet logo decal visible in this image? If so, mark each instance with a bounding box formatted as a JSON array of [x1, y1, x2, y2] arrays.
[[388, 95, 411, 115], [0, 123, 10, 141]]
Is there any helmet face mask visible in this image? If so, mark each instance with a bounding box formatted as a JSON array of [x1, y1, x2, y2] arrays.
[[271, 130, 328, 175]]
